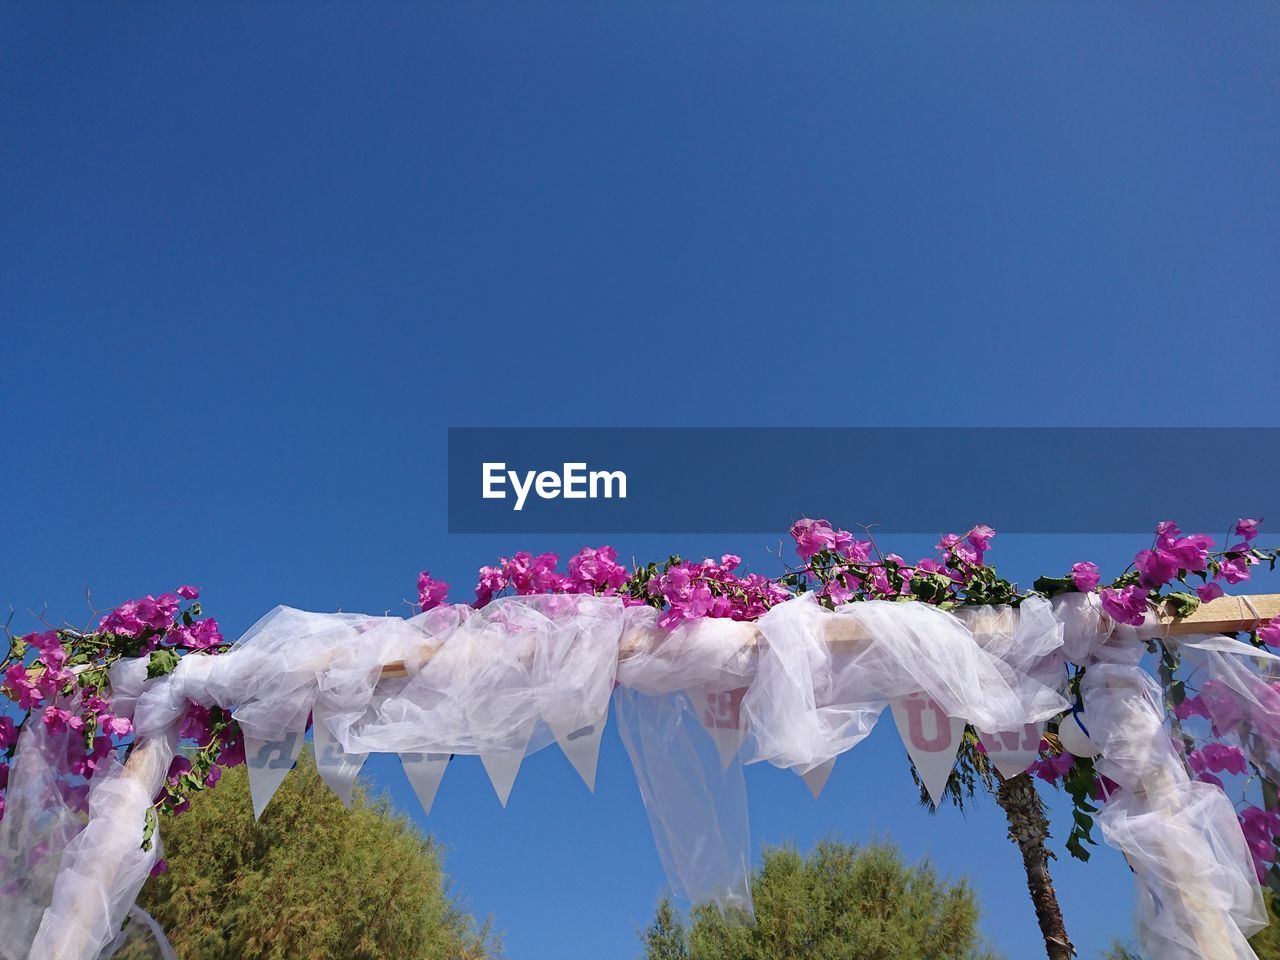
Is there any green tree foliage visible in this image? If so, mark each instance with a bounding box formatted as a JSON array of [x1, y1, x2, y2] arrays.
[[1101, 943, 1142, 960], [641, 840, 997, 960], [130, 748, 498, 960]]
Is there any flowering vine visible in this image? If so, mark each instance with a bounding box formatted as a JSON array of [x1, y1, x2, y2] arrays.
[[417, 516, 1280, 869], [0, 588, 241, 872], [3, 519, 1277, 892]]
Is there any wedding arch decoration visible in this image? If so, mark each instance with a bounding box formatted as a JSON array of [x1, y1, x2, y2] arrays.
[[2, 519, 1279, 960]]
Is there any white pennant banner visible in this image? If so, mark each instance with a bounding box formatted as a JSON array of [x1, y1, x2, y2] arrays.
[[696, 686, 748, 769], [550, 714, 607, 791], [314, 721, 368, 806], [400, 751, 451, 816], [479, 720, 536, 807], [979, 721, 1045, 780], [800, 756, 836, 799], [245, 730, 306, 820], [890, 694, 965, 807]]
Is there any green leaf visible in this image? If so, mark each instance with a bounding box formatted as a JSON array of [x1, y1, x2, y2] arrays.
[[141, 806, 157, 851], [1165, 592, 1200, 619], [147, 648, 180, 679]]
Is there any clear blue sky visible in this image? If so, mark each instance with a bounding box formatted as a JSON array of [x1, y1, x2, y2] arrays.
[[3, 5, 1279, 958]]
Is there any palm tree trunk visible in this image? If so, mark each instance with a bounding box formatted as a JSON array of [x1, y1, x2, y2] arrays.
[[994, 772, 1075, 960]]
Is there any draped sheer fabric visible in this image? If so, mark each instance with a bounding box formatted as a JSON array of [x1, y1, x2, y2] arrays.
[[3, 593, 1276, 960], [743, 594, 1069, 775], [1084, 661, 1267, 960]]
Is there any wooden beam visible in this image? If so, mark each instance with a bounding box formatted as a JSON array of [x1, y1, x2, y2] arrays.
[[1162, 592, 1280, 635]]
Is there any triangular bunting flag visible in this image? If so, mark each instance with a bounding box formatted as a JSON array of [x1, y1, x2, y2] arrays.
[[400, 751, 451, 816], [313, 721, 368, 806], [800, 757, 836, 798], [890, 694, 965, 807], [695, 686, 748, 769], [551, 715, 607, 791], [479, 722, 535, 807], [979, 722, 1045, 780], [245, 731, 305, 820]]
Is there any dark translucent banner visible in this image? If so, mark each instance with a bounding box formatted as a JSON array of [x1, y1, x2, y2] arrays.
[[447, 427, 1279, 534]]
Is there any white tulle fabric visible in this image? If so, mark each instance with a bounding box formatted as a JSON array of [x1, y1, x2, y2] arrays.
[[1083, 660, 1267, 960], [743, 594, 1069, 774], [4, 593, 1277, 960], [100, 907, 177, 960], [0, 687, 173, 960]]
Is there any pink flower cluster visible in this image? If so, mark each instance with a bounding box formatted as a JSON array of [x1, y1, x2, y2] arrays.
[[1028, 751, 1074, 785], [1186, 742, 1247, 788], [0, 585, 234, 824], [1089, 518, 1266, 626], [1239, 806, 1280, 881], [789, 518, 1002, 606], [648, 555, 790, 628], [419, 546, 637, 612]]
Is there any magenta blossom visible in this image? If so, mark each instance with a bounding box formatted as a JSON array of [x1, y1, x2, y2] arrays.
[[1220, 554, 1253, 585], [1188, 742, 1247, 778], [567, 545, 630, 593], [2, 665, 43, 711], [1029, 752, 1074, 784], [473, 565, 507, 607], [1259, 622, 1280, 647], [1100, 585, 1148, 626], [1197, 582, 1225, 603], [41, 707, 84, 735], [790, 518, 837, 561], [1071, 562, 1100, 593], [417, 571, 450, 611], [0, 716, 16, 748], [1236, 518, 1263, 542], [170, 618, 224, 651]]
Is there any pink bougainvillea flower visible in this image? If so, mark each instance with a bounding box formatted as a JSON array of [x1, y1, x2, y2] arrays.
[[1188, 742, 1247, 777], [473, 565, 507, 607], [416, 571, 450, 611], [1135, 548, 1179, 589], [150, 859, 169, 877], [823, 577, 855, 605], [3, 664, 43, 711], [100, 714, 133, 738], [1219, 554, 1253, 585], [1029, 752, 1074, 784], [1174, 693, 1210, 722], [1199, 680, 1246, 738], [217, 736, 246, 768], [176, 585, 200, 600], [1197, 582, 1225, 603], [1071, 562, 1100, 593], [0, 716, 17, 749], [1236, 518, 1263, 542], [1259, 622, 1280, 647], [1100, 585, 1149, 626], [41, 707, 84, 735], [166, 756, 192, 788], [1238, 806, 1280, 881], [967, 525, 996, 552], [567, 545, 629, 593], [790, 518, 836, 561], [1166, 534, 1214, 572]]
